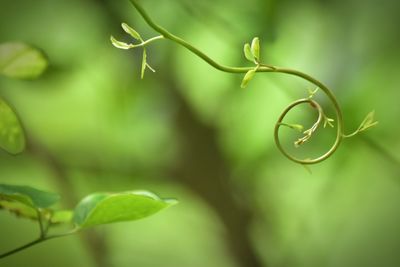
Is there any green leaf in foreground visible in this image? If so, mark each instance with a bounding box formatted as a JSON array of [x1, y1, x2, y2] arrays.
[[0, 42, 48, 79], [0, 184, 60, 209], [73, 191, 177, 228], [0, 97, 25, 154]]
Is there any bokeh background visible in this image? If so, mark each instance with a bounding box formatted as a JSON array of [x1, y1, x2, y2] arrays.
[[1, 0, 400, 266]]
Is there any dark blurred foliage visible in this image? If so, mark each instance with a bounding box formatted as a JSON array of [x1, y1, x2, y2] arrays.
[[1, 0, 400, 266]]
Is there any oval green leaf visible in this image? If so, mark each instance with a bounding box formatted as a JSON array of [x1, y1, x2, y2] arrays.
[[0, 97, 25, 154], [0, 184, 60, 209], [0, 42, 48, 79], [73, 191, 177, 228]]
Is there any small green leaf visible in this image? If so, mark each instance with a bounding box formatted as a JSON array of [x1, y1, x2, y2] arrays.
[[121, 23, 141, 40], [251, 37, 260, 61], [0, 42, 48, 79], [0, 184, 60, 209], [73, 191, 177, 228], [110, 36, 132, 50], [141, 49, 147, 79], [358, 110, 378, 132], [241, 69, 256, 88], [0, 97, 25, 154], [243, 43, 254, 62]]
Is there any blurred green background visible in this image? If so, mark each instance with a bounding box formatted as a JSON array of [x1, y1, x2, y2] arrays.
[[1, 0, 400, 266]]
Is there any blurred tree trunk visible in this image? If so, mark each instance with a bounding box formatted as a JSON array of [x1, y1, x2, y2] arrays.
[[162, 72, 265, 267]]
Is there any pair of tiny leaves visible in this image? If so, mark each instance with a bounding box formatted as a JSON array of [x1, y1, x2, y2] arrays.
[[0, 184, 177, 228], [244, 37, 260, 63], [0, 42, 48, 155], [110, 23, 155, 79], [241, 37, 260, 89]]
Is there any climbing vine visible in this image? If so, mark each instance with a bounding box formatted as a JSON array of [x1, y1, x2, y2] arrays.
[[111, 0, 377, 165]]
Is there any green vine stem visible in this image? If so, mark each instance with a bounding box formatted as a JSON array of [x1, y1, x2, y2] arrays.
[[0, 206, 77, 259], [115, 0, 377, 165]]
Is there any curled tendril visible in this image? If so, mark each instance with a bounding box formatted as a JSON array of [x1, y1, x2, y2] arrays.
[[274, 98, 340, 164], [113, 0, 377, 165]]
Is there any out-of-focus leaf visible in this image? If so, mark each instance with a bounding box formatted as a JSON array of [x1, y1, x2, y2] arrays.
[[244, 43, 254, 62], [121, 23, 141, 40], [73, 191, 177, 228], [0, 200, 72, 224], [0, 184, 60, 209], [0, 42, 48, 79], [110, 36, 132, 50], [241, 69, 256, 88], [0, 97, 25, 154], [0, 200, 37, 220]]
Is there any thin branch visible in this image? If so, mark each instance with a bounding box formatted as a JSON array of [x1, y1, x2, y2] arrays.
[[0, 238, 44, 259]]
